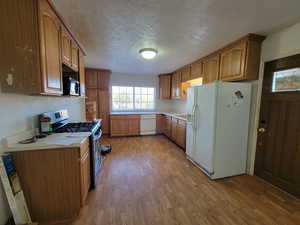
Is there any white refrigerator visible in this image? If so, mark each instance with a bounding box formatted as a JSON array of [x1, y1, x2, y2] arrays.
[[186, 81, 251, 179]]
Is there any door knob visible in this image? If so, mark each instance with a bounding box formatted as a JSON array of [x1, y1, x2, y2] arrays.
[[258, 127, 266, 133]]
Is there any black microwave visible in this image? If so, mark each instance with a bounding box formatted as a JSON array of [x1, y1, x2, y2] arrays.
[[63, 76, 80, 96]]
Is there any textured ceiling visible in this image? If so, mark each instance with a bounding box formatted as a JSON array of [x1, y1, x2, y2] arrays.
[[52, 0, 300, 75]]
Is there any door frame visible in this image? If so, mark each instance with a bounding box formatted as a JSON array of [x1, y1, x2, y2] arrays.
[[248, 49, 300, 175]]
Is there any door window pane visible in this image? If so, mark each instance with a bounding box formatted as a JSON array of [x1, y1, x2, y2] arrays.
[[272, 68, 300, 92]]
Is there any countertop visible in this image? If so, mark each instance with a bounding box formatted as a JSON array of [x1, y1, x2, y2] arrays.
[[110, 111, 187, 121], [6, 132, 90, 152]]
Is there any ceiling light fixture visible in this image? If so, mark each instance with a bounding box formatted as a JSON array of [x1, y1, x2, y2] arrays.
[[139, 48, 158, 60]]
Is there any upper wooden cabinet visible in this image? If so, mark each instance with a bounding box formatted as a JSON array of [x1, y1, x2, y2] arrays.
[[79, 51, 86, 97], [71, 42, 79, 71], [61, 28, 72, 67], [159, 73, 171, 99], [181, 65, 191, 82], [219, 34, 265, 81], [171, 71, 182, 99], [191, 60, 202, 80], [1, 0, 86, 95], [202, 53, 220, 84], [39, 0, 63, 95]]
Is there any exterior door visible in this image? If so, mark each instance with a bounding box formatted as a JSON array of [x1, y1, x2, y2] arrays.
[[255, 53, 300, 198]]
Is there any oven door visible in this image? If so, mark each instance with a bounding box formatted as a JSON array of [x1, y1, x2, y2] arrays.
[[90, 127, 102, 188]]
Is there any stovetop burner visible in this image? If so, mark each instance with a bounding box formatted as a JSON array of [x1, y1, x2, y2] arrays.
[[55, 121, 99, 133]]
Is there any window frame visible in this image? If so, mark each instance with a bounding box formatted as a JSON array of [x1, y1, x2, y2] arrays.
[[111, 86, 156, 111]]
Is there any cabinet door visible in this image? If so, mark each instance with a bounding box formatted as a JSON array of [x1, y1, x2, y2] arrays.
[[165, 116, 172, 138], [176, 120, 186, 149], [159, 74, 171, 99], [156, 114, 163, 134], [38, 0, 62, 95], [128, 119, 140, 135], [61, 28, 71, 66], [98, 70, 111, 91], [202, 54, 220, 84], [80, 151, 90, 206], [191, 60, 202, 80], [171, 118, 178, 141], [110, 118, 128, 136], [79, 51, 86, 97], [219, 41, 246, 81], [85, 69, 98, 89], [171, 71, 181, 99], [181, 65, 191, 82], [71, 42, 79, 71]]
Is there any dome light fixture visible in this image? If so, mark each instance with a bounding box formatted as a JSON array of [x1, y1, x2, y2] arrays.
[[139, 48, 158, 60]]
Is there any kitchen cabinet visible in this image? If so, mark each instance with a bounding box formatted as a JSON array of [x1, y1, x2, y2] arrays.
[[181, 65, 191, 82], [171, 117, 178, 141], [39, 0, 63, 95], [170, 117, 186, 149], [85, 68, 111, 134], [156, 114, 166, 134], [80, 143, 90, 206], [159, 74, 172, 99], [202, 53, 220, 84], [11, 139, 90, 224], [165, 116, 172, 138], [219, 35, 265, 81], [71, 42, 79, 71], [1, 0, 86, 95], [171, 71, 182, 99], [191, 59, 203, 80], [79, 51, 86, 97], [61, 28, 72, 67], [110, 115, 140, 137]]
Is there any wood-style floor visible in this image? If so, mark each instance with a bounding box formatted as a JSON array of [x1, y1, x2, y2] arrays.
[[71, 135, 300, 225]]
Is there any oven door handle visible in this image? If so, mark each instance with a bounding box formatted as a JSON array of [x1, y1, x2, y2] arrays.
[[93, 129, 102, 140]]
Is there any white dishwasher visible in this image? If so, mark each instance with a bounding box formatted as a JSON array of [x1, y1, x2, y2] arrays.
[[140, 114, 156, 135]]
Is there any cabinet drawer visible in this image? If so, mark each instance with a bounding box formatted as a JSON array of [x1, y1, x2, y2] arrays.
[[110, 115, 140, 120]]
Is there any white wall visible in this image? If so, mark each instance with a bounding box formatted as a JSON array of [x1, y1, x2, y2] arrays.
[[0, 87, 85, 224], [248, 21, 300, 174], [111, 72, 175, 112]]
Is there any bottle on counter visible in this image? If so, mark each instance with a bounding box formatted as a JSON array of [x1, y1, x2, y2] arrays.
[[40, 116, 52, 134]]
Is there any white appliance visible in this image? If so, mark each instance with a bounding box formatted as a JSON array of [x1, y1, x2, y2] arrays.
[[140, 114, 156, 135], [186, 81, 251, 179]]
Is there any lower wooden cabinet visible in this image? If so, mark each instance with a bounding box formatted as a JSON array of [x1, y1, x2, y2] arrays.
[[110, 115, 140, 137], [11, 139, 90, 224], [156, 114, 186, 149]]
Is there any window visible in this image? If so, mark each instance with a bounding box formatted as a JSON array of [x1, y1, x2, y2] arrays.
[[112, 86, 155, 111]]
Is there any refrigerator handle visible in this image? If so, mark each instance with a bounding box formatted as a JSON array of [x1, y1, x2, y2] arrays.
[[194, 104, 199, 130], [192, 105, 196, 130]]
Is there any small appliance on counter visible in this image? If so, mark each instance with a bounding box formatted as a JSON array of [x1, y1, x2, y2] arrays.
[[38, 109, 103, 189]]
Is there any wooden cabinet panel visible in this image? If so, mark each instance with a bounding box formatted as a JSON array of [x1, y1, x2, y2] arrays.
[[219, 41, 246, 81], [129, 119, 140, 135], [79, 51, 86, 97], [202, 53, 220, 84], [159, 74, 171, 99], [111, 118, 128, 136], [61, 28, 72, 66], [156, 114, 165, 134], [165, 116, 172, 138], [85, 69, 98, 89], [171, 71, 182, 99], [80, 151, 90, 206], [191, 60, 202, 80], [11, 144, 89, 223], [99, 112, 110, 134], [71, 42, 79, 71], [171, 118, 178, 141], [39, 0, 62, 95], [181, 65, 191, 82], [176, 120, 186, 149], [98, 70, 111, 91]]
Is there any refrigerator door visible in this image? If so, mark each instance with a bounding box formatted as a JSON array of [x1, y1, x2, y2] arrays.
[[186, 87, 196, 159], [194, 83, 218, 175]]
